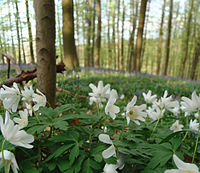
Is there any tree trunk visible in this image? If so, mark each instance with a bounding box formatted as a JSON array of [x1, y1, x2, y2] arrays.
[[19, 21, 26, 64], [62, 0, 79, 69], [86, 0, 92, 67], [117, 0, 120, 70], [34, 0, 56, 107], [95, 0, 101, 68], [127, 0, 139, 71], [120, 0, 125, 70], [163, 0, 173, 75], [112, 1, 116, 69], [181, 0, 194, 78], [156, 0, 166, 75], [107, 0, 112, 68], [91, 0, 96, 67], [25, 0, 35, 64], [140, 0, 151, 71], [57, 3, 63, 62], [14, 0, 22, 64], [135, 0, 148, 72], [8, 0, 16, 59]]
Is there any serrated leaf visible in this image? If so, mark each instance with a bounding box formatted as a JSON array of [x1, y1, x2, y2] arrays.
[[57, 159, 70, 172], [105, 157, 117, 164], [27, 124, 49, 134], [45, 144, 74, 162], [54, 104, 75, 116], [49, 131, 79, 142], [53, 120, 69, 130], [82, 159, 93, 173], [89, 159, 101, 170], [46, 161, 56, 171], [20, 160, 40, 173], [75, 155, 85, 172], [69, 145, 79, 165]]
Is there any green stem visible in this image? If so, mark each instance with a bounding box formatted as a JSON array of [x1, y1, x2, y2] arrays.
[[2, 139, 7, 173], [182, 131, 188, 142], [192, 112, 200, 163], [119, 117, 127, 140], [151, 118, 160, 137], [21, 94, 40, 123], [102, 114, 107, 133], [192, 131, 199, 163]]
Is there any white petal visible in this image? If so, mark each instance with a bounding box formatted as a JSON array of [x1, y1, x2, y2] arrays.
[[98, 134, 112, 144], [173, 154, 199, 171], [102, 145, 116, 159]]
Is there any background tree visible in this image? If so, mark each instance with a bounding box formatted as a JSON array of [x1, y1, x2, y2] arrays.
[[135, 0, 148, 71], [34, 0, 56, 107], [62, 0, 79, 69]]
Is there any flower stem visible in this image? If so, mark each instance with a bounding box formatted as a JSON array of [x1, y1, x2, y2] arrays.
[[21, 94, 40, 123], [182, 131, 188, 142], [192, 112, 200, 163], [151, 118, 160, 137], [1, 139, 7, 173]]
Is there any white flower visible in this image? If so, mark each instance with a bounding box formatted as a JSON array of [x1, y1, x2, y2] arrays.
[[13, 109, 29, 129], [98, 134, 116, 159], [181, 91, 200, 114], [120, 94, 124, 100], [164, 154, 199, 173], [0, 150, 19, 173], [25, 103, 33, 116], [21, 85, 34, 102], [32, 89, 46, 111], [143, 90, 157, 104], [103, 157, 124, 173], [89, 81, 110, 105], [0, 112, 34, 149], [155, 90, 179, 114], [103, 164, 118, 173], [109, 89, 118, 100], [125, 96, 147, 125], [146, 106, 165, 121], [0, 83, 21, 112], [189, 119, 199, 131], [105, 93, 120, 120], [170, 120, 184, 132]]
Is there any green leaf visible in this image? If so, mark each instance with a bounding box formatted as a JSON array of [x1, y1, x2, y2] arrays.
[[27, 124, 49, 134], [89, 159, 101, 170], [82, 159, 93, 173], [45, 144, 74, 162], [69, 145, 79, 165], [57, 159, 69, 172], [105, 157, 117, 164], [20, 160, 40, 173], [46, 161, 56, 171], [53, 120, 69, 130], [54, 104, 75, 116], [49, 131, 79, 142]]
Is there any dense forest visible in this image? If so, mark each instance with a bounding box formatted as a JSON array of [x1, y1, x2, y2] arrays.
[[0, 0, 200, 80]]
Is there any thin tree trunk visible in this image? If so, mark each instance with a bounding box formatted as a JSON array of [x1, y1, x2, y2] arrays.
[[14, 0, 22, 64], [120, 0, 125, 70], [112, 1, 116, 69], [86, 0, 92, 67], [181, 0, 194, 78], [117, 0, 120, 70], [95, 0, 101, 68], [163, 0, 173, 75], [91, 0, 96, 67], [0, 37, 5, 64], [25, 0, 35, 64], [34, 0, 56, 107], [62, 0, 79, 69], [107, 0, 112, 68], [57, 3, 63, 62], [135, 0, 148, 72], [8, 0, 16, 59], [140, 0, 151, 71], [127, 1, 139, 71], [19, 21, 26, 64], [156, 0, 166, 75]]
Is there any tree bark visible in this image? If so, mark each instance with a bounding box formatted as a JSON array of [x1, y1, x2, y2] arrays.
[[62, 0, 79, 69], [120, 0, 125, 70], [156, 0, 166, 75], [181, 0, 194, 78], [34, 0, 56, 107], [163, 0, 173, 75], [135, 0, 148, 72], [57, 2, 63, 62], [25, 0, 35, 64], [117, 0, 120, 70], [14, 0, 22, 64], [95, 0, 101, 68], [112, 1, 116, 69]]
